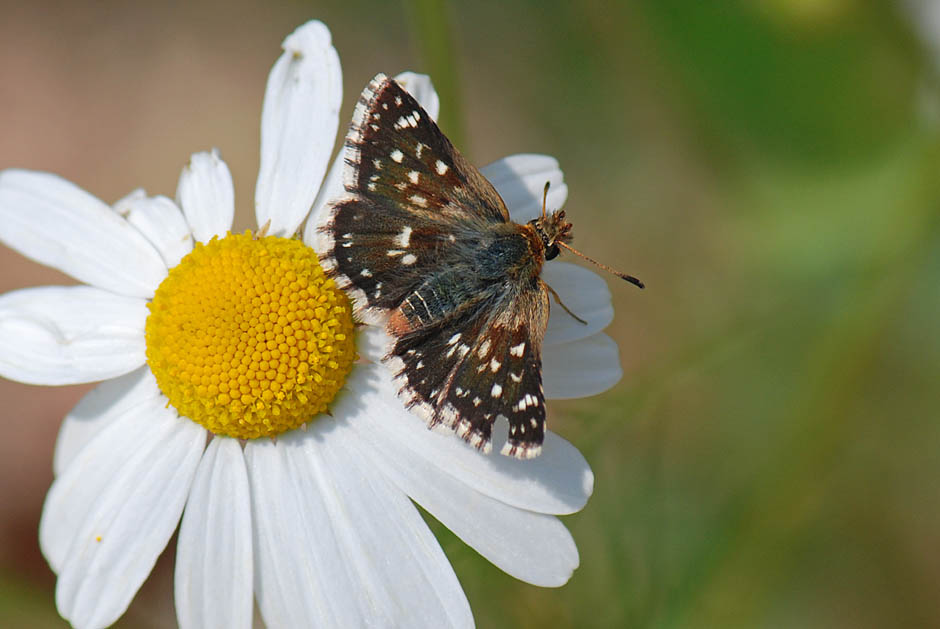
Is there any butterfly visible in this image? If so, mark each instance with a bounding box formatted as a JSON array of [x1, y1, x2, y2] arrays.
[[321, 74, 642, 459]]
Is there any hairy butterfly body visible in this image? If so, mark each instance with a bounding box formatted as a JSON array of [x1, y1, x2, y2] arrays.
[[322, 73, 625, 459]]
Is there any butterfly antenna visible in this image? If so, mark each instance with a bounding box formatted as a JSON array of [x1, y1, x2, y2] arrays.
[[557, 241, 645, 289], [541, 181, 550, 220]]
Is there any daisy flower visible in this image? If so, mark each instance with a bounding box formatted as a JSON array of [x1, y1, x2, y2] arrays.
[[0, 20, 622, 629]]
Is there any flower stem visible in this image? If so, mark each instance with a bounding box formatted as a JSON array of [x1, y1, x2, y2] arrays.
[[404, 0, 465, 150]]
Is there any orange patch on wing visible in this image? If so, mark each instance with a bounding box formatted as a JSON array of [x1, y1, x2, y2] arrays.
[[387, 308, 415, 336]]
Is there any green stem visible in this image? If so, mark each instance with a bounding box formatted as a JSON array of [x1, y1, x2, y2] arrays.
[[404, 0, 464, 150]]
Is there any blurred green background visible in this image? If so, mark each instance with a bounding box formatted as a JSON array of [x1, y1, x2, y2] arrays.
[[1, 0, 939, 627]]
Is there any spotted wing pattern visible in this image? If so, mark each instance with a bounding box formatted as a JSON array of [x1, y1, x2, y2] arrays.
[[322, 74, 551, 458], [389, 283, 550, 459]]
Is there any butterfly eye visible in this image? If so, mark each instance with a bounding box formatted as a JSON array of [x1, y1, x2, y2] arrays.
[[545, 244, 560, 260]]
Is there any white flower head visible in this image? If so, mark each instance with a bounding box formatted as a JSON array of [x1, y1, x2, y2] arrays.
[[0, 20, 621, 629]]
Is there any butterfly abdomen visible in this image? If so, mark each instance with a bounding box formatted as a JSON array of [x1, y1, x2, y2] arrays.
[[392, 268, 483, 333]]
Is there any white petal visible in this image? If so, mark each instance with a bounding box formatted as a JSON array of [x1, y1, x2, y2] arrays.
[[300, 425, 472, 628], [543, 262, 613, 345], [343, 365, 593, 515], [543, 332, 622, 399], [53, 366, 161, 476], [302, 149, 344, 247], [0, 169, 167, 298], [394, 72, 441, 121], [176, 437, 252, 629], [355, 324, 391, 363], [354, 424, 579, 586], [177, 150, 235, 243], [114, 189, 194, 269], [480, 154, 568, 222], [40, 404, 205, 629], [0, 285, 147, 385], [256, 20, 342, 237], [245, 436, 365, 628]]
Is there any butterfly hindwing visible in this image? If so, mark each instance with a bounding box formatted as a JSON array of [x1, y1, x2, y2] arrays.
[[443, 285, 550, 459], [389, 280, 550, 459]]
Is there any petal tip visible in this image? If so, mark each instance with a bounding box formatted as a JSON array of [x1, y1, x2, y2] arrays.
[[284, 20, 333, 54]]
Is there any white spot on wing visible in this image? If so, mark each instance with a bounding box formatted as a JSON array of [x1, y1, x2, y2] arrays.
[[510, 342, 526, 357], [491, 383, 503, 398], [391, 149, 404, 163], [489, 358, 501, 373], [401, 253, 417, 265], [408, 171, 419, 184], [387, 249, 405, 257], [395, 226, 413, 248], [360, 269, 372, 277], [435, 160, 449, 175], [409, 194, 428, 207]]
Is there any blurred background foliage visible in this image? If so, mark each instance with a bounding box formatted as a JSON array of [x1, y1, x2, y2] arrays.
[[1, 0, 938, 627]]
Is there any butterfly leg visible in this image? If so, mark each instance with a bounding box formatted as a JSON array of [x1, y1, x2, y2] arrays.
[[255, 219, 272, 238], [541, 279, 587, 325]]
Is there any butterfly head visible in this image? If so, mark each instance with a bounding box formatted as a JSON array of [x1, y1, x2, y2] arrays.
[[528, 210, 573, 261]]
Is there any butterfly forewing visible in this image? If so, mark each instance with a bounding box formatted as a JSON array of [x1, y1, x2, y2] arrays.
[[346, 74, 509, 224], [324, 74, 512, 321], [323, 73, 553, 458]]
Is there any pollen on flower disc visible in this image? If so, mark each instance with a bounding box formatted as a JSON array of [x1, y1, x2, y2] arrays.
[[145, 231, 356, 439]]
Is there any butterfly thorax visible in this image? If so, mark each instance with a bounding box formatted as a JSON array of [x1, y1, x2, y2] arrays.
[[528, 209, 573, 262], [479, 223, 547, 284]]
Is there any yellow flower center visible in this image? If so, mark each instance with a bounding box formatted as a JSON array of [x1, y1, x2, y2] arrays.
[[145, 231, 356, 439]]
